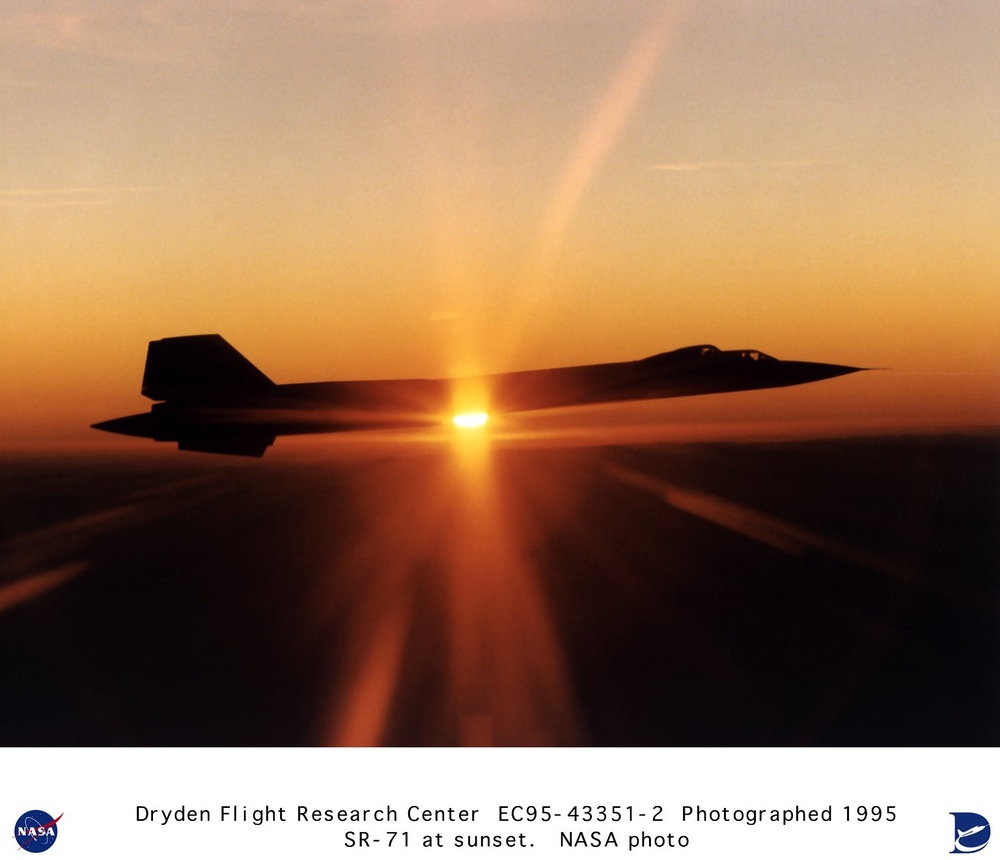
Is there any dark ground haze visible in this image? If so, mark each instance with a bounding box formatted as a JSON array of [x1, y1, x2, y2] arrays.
[[1, 434, 997, 746]]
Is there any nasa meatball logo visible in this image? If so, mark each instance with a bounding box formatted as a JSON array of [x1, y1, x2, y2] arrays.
[[12, 811, 62, 854]]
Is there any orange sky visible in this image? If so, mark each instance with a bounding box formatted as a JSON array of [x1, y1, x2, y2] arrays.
[[2, 1, 998, 449]]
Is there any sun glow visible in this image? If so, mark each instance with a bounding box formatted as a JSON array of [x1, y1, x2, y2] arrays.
[[319, 408, 583, 745], [452, 412, 489, 429]]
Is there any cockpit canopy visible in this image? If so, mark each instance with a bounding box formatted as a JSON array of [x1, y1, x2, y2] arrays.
[[674, 344, 720, 358], [641, 344, 720, 363], [639, 344, 778, 365]]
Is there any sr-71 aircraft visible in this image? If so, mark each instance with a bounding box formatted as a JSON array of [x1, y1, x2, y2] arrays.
[[93, 335, 863, 456]]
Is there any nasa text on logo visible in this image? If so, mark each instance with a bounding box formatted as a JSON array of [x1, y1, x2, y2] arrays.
[[12, 811, 62, 854], [952, 812, 991, 854]]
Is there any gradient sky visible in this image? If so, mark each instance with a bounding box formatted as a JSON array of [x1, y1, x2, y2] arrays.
[[3, 0, 999, 448]]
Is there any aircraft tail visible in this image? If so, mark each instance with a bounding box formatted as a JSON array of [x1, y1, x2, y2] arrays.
[[141, 334, 274, 401]]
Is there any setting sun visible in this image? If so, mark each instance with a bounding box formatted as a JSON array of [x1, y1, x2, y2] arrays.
[[452, 412, 489, 429]]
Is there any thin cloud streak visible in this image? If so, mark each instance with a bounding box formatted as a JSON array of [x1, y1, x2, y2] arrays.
[[652, 159, 823, 171], [0, 186, 156, 197], [0, 186, 160, 208], [499, 2, 684, 363], [4, 200, 111, 208], [533, 6, 682, 276], [0, 76, 45, 88], [1, 0, 562, 63]]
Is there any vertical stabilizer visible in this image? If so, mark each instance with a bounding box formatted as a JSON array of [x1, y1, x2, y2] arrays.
[[141, 334, 274, 400]]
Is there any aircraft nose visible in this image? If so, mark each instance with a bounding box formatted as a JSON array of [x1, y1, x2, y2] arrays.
[[91, 413, 157, 438], [786, 361, 865, 382]]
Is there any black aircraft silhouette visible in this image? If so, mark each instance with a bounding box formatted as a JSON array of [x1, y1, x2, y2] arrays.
[[92, 335, 863, 456]]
